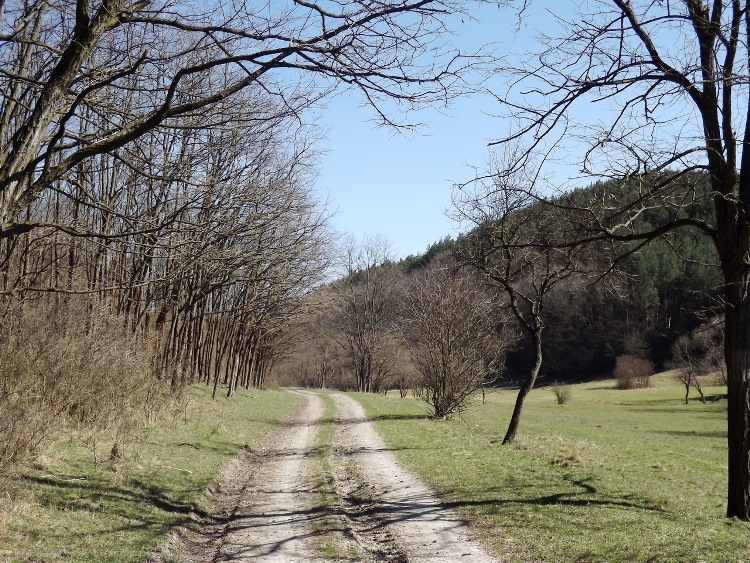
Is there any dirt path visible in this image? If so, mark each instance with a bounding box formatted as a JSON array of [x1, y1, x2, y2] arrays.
[[170, 390, 327, 562], [213, 390, 326, 562], [166, 390, 500, 562], [326, 392, 499, 562]]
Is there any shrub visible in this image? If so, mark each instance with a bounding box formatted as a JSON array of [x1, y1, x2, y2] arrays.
[[400, 262, 512, 419], [613, 354, 654, 389], [0, 297, 168, 470], [551, 382, 572, 405]]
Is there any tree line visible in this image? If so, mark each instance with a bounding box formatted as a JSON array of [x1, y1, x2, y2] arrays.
[[0, 87, 331, 467], [0, 0, 476, 468]]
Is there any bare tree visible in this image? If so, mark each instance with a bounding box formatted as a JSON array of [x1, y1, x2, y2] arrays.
[[672, 317, 726, 402], [492, 0, 750, 520], [400, 258, 512, 419], [332, 235, 398, 392], [688, 317, 728, 386], [454, 153, 587, 443], [613, 354, 654, 390], [0, 0, 483, 241], [0, 83, 333, 397], [672, 335, 706, 404], [275, 287, 354, 389]]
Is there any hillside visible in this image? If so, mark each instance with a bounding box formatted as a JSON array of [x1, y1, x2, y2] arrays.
[[395, 174, 722, 383]]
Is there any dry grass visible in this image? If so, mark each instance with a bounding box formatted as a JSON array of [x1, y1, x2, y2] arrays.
[[0, 297, 168, 470], [0, 490, 37, 536], [0, 386, 298, 562], [551, 382, 572, 405]]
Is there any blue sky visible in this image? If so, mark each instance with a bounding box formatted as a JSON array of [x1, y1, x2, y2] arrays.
[[319, 92, 498, 259], [311, 0, 724, 260], [316, 2, 558, 259]]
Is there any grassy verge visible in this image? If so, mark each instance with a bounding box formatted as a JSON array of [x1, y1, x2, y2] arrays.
[[0, 385, 298, 563], [355, 374, 750, 562]]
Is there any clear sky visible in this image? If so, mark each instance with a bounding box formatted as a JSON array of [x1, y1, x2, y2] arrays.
[[316, 2, 559, 260], [319, 92, 499, 259]]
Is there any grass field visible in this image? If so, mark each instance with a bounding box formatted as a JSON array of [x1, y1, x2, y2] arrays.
[[3, 375, 749, 562], [355, 373, 750, 562], [0, 386, 298, 563]]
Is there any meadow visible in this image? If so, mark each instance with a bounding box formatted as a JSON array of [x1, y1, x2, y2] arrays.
[[2, 374, 749, 562], [0, 387, 298, 563], [355, 373, 750, 562]]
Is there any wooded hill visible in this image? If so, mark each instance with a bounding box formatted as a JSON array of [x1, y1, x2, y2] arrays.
[[284, 175, 721, 391], [392, 174, 721, 385]]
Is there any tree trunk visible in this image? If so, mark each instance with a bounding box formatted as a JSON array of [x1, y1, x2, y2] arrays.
[[502, 329, 543, 445], [724, 278, 750, 519]]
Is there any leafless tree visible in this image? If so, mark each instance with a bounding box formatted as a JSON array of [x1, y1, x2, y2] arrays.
[[453, 152, 588, 443], [0, 0, 485, 241], [0, 0, 498, 403], [0, 82, 332, 399], [672, 316, 726, 402], [672, 335, 706, 404], [332, 235, 398, 392], [400, 258, 512, 418], [491, 0, 750, 520], [697, 318, 727, 386], [613, 354, 654, 390], [0, 0, 514, 468], [275, 286, 354, 389]]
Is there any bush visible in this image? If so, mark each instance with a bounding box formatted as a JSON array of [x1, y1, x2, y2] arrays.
[[400, 262, 511, 419], [0, 298, 168, 470], [551, 382, 572, 405], [613, 354, 654, 389]]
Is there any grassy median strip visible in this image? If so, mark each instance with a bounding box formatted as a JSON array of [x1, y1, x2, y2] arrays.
[[308, 392, 363, 561], [354, 374, 750, 562], [0, 386, 298, 563]]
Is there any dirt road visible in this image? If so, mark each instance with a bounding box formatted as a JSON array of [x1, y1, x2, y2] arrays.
[[170, 390, 500, 562]]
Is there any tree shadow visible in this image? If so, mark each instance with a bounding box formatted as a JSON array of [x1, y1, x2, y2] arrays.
[[14, 469, 207, 539], [265, 412, 428, 430], [370, 413, 431, 422], [650, 429, 726, 439], [624, 403, 726, 414], [449, 476, 666, 514], [339, 475, 666, 537]]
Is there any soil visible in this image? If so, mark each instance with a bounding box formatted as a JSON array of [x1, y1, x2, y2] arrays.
[[161, 390, 501, 562]]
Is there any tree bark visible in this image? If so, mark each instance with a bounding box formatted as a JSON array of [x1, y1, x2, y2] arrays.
[[502, 328, 543, 445], [724, 274, 750, 519]]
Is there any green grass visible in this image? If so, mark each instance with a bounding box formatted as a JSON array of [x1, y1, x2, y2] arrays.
[[0, 385, 298, 563], [307, 392, 359, 560], [355, 374, 750, 562]]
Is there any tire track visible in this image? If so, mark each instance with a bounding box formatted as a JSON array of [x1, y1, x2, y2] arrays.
[[327, 392, 500, 562], [159, 390, 502, 562], [213, 390, 326, 562]]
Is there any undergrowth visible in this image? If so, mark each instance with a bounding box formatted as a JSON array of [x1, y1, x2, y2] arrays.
[[0, 298, 167, 470]]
